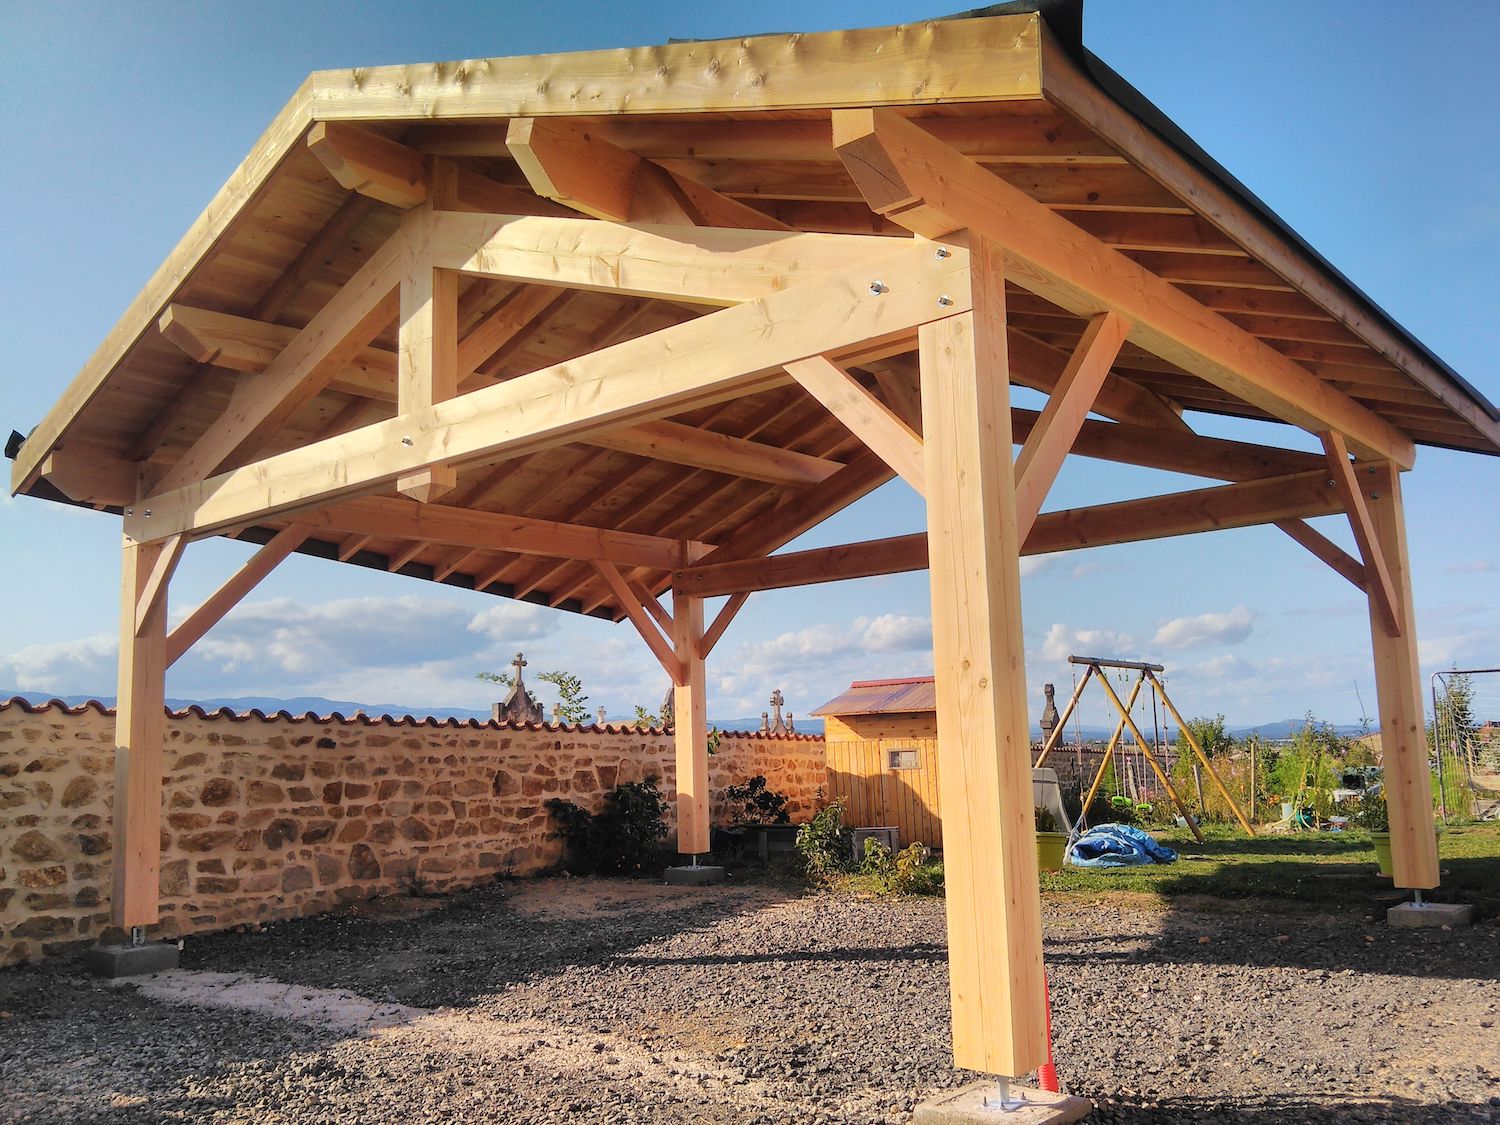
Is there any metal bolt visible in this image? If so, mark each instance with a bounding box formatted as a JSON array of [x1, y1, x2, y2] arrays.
[[868, 280, 887, 296], [125, 507, 133, 516], [937, 295, 954, 307], [143, 509, 151, 518], [401, 436, 415, 447], [934, 247, 951, 259], [1371, 491, 1381, 500]]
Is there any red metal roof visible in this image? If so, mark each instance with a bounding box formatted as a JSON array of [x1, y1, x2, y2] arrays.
[[811, 678, 936, 717]]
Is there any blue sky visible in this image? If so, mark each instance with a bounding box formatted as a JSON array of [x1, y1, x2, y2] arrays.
[[2, 1, 1497, 727]]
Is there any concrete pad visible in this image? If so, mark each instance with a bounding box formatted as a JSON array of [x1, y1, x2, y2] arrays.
[[663, 865, 726, 886], [912, 1081, 1093, 1125], [1388, 901, 1474, 928], [85, 941, 180, 978]]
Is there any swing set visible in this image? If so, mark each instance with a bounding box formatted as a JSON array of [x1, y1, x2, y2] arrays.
[[1034, 655, 1255, 843]]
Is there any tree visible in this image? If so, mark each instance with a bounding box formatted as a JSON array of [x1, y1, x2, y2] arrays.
[[1431, 670, 1476, 757]]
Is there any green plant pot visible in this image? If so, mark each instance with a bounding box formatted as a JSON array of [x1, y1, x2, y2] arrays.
[[1370, 831, 1393, 876], [1037, 831, 1069, 872]]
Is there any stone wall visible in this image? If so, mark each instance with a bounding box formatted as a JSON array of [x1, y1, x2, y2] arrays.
[[0, 699, 826, 968]]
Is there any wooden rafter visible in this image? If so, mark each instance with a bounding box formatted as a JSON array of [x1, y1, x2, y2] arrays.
[[832, 108, 1416, 467]]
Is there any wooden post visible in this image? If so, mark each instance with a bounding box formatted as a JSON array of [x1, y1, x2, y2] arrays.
[[1364, 472, 1440, 889], [112, 533, 177, 929], [670, 591, 710, 856], [919, 234, 1047, 1077], [1250, 740, 1259, 822]]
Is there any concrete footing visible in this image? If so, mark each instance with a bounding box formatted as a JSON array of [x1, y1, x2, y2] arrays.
[[1388, 901, 1474, 928], [85, 941, 180, 978], [912, 1081, 1093, 1124], [663, 865, 726, 886]]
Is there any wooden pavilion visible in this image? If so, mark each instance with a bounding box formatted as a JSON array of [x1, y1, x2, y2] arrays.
[[9, 6, 1498, 1081]]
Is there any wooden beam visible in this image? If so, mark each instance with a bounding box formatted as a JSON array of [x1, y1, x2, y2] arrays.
[[594, 561, 682, 683], [134, 534, 185, 637], [919, 236, 1046, 1076], [126, 240, 970, 542], [1364, 473, 1439, 889], [671, 591, 710, 855], [787, 356, 925, 494], [308, 121, 428, 208], [113, 535, 170, 928], [166, 525, 311, 667], [506, 117, 641, 221], [38, 448, 142, 507], [1012, 311, 1129, 536], [833, 108, 1416, 468], [157, 301, 835, 485], [305, 15, 1044, 121], [1321, 431, 1401, 637], [587, 419, 843, 487], [699, 593, 749, 659], [456, 286, 570, 386], [397, 167, 460, 502], [672, 467, 1379, 597], [149, 227, 406, 495], [1274, 518, 1367, 591], [429, 211, 899, 307], [294, 496, 691, 570]]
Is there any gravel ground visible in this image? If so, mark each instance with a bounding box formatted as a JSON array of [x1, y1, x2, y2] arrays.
[[2, 878, 1497, 1124]]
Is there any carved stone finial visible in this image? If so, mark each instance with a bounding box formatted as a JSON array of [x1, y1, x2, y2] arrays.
[[660, 686, 675, 727], [1039, 682, 1060, 741], [769, 689, 788, 735], [596, 707, 606, 725], [759, 711, 770, 734], [492, 651, 545, 724]]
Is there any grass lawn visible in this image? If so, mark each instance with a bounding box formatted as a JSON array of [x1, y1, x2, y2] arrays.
[[1039, 821, 1500, 918]]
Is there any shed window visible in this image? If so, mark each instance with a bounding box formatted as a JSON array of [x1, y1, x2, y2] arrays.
[[888, 748, 920, 770]]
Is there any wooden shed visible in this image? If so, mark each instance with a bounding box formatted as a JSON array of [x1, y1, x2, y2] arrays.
[[8, 3, 1497, 1081], [813, 677, 944, 849]]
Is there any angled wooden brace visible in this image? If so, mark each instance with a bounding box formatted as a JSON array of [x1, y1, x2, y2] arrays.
[[593, 561, 683, 684], [699, 593, 750, 660], [1320, 431, 1401, 637], [166, 525, 312, 667], [786, 355, 925, 494]]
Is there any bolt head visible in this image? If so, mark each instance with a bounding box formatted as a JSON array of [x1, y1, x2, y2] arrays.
[[868, 280, 887, 295], [401, 436, 415, 447], [934, 247, 951, 259], [937, 295, 954, 307]]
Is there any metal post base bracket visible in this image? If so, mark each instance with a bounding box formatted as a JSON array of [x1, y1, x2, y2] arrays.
[[84, 940, 181, 978], [912, 1080, 1092, 1125]]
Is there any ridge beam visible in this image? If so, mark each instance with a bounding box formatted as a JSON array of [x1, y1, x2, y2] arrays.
[[832, 107, 1416, 468]]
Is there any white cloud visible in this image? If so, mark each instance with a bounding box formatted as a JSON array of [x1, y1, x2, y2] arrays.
[[466, 601, 562, 644], [0, 633, 117, 693], [1442, 560, 1498, 575], [1153, 605, 1254, 650], [1019, 556, 1057, 578], [858, 613, 931, 653], [1039, 623, 1136, 663]]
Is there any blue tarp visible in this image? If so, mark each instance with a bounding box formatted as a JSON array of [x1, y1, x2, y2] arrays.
[[1067, 823, 1178, 868]]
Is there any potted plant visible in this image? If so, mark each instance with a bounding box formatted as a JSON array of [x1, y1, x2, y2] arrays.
[[1352, 790, 1392, 875], [1035, 805, 1068, 872], [722, 775, 797, 861]]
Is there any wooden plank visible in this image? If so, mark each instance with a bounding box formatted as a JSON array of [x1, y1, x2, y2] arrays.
[[1012, 311, 1128, 535], [113, 535, 172, 928], [1274, 518, 1366, 591], [671, 592, 710, 855], [429, 211, 899, 307], [673, 467, 1376, 596], [1321, 431, 1401, 637], [594, 561, 682, 682], [292, 496, 690, 570], [1041, 32, 1500, 454], [833, 108, 1417, 468], [306, 15, 1044, 120], [150, 226, 406, 495], [166, 525, 312, 667], [918, 236, 1046, 1075], [38, 448, 142, 507], [307, 121, 428, 208], [699, 592, 749, 659], [787, 356, 925, 494], [125, 240, 970, 542], [1364, 473, 1440, 889]]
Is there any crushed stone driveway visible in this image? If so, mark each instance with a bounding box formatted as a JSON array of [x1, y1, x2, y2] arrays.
[[2, 878, 1498, 1124]]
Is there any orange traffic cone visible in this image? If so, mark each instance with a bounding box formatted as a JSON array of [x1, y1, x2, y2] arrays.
[[1037, 972, 1060, 1093]]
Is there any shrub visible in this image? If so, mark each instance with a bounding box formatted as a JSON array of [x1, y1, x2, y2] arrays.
[[723, 775, 791, 825], [795, 799, 852, 877], [545, 775, 669, 876], [859, 838, 943, 896], [1351, 789, 1390, 832], [1034, 805, 1059, 833]]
